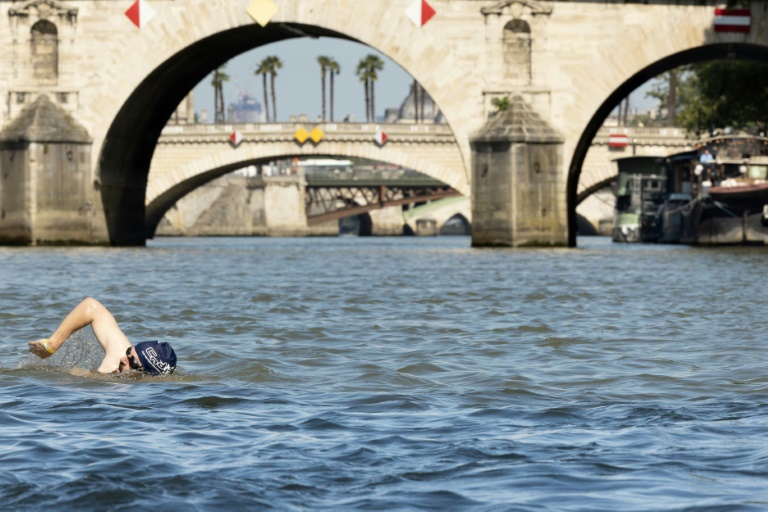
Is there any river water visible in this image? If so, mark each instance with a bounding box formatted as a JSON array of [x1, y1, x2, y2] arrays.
[[1, 236, 767, 510]]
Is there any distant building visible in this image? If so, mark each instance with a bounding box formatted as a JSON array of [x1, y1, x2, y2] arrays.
[[228, 93, 263, 123], [384, 84, 446, 124]]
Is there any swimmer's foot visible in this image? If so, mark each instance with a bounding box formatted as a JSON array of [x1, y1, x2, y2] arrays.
[[28, 339, 54, 359]]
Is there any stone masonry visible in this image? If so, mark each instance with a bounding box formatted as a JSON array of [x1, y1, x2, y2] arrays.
[[0, 0, 766, 245]]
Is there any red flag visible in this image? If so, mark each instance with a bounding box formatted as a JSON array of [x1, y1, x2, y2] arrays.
[[375, 129, 388, 146], [420, 0, 436, 26], [406, 0, 436, 28], [608, 134, 628, 148], [125, 0, 156, 28], [714, 8, 750, 33]]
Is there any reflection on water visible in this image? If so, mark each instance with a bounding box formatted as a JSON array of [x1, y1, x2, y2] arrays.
[[1, 236, 768, 510]]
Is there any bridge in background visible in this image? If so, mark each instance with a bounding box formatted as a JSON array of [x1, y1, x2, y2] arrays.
[[302, 169, 460, 226], [157, 168, 464, 238], [150, 122, 695, 235], [148, 122, 463, 234]]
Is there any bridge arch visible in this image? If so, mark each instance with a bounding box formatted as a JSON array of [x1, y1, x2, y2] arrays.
[[8, 1, 767, 247], [403, 196, 471, 235], [100, 24, 343, 244], [97, 17, 466, 245], [145, 141, 458, 237], [568, 43, 768, 246], [440, 213, 471, 236]]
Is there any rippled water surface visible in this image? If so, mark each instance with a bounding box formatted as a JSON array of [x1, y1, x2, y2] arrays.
[[2, 236, 768, 510]]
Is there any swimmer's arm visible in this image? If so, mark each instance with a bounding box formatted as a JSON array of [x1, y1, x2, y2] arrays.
[[28, 297, 131, 361]]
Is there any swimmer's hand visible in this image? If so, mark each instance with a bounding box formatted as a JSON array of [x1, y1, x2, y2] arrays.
[[28, 339, 54, 359]]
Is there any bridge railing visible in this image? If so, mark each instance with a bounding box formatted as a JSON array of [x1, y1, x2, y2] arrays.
[[304, 168, 448, 187], [593, 126, 697, 146], [599, 126, 689, 137], [162, 123, 688, 137], [161, 122, 456, 136]]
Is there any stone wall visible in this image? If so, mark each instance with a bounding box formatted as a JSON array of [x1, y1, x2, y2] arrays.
[[157, 175, 314, 237]]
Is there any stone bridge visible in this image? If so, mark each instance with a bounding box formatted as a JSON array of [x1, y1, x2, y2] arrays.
[[148, 122, 462, 234], [1, 0, 767, 246], [149, 122, 695, 235], [403, 196, 472, 235]]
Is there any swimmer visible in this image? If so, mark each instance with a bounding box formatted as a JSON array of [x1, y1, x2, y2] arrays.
[[28, 297, 176, 375]]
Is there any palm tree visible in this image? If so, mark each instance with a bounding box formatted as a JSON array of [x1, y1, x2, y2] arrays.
[[356, 55, 385, 122], [212, 65, 229, 123], [366, 55, 384, 121], [327, 58, 340, 122], [355, 59, 372, 121], [317, 56, 331, 121], [255, 56, 282, 122], [255, 59, 271, 122], [266, 55, 282, 122]]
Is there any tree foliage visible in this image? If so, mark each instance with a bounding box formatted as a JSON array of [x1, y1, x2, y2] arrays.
[[647, 60, 768, 136], [356, 55, 385, 122], [327, 57, 340, 122], [255, 56, 282, 122], [491, 96, 510, 112], [317, 56, 332, 121], [212, 65, 229, 123], [255, 60, 271, 122]]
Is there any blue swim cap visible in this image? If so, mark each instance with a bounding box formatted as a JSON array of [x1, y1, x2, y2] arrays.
[[134, 341, 177, 375]]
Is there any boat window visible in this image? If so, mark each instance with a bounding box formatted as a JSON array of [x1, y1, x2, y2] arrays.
[[644, 180, 660, 190], [747, 166, 768, 179], [616, 195, 630, 212]]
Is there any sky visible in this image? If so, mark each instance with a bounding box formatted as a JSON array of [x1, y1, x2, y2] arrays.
[[192, 37, 659, 124], [192, 38, 413, 123]]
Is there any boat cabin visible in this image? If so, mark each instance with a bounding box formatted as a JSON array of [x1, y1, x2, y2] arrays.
[[611, 156, 667, 243]]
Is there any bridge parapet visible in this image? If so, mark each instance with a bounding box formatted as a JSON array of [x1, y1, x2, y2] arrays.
[[159, 122, 456, 144], [592, 126, 696, 149]]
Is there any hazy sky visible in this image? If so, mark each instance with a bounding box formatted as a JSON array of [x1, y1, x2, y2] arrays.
[[192, 38, 413, 123], [192, 37, 658, 123]]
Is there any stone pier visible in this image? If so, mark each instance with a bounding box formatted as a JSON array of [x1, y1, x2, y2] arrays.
[[0, 96, 107, 245], [470, 96, 566, 247]]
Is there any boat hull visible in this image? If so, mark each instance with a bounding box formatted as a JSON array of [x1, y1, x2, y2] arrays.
[[681, 200, 768, 245], [709, 182, 768, 210]]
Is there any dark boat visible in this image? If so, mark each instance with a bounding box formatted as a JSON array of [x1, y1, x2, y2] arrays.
[[611, 156, 667, 243], [670, 137, 768, 245], [708, 180, 768, 209], [611, 135, 768, 245]]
